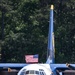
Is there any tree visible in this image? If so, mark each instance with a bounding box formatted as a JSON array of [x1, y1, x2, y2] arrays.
[[0, 0, 75, 63]]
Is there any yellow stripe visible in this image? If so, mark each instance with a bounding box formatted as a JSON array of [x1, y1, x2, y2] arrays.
[[52, 32, 55, 57]]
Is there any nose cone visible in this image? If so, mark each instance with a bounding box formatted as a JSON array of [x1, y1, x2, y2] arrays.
[[18, 64, 52, 75]]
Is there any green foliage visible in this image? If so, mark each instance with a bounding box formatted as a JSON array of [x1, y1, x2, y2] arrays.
[[55, 0, 75, 63], [0, 0, 75, 63]]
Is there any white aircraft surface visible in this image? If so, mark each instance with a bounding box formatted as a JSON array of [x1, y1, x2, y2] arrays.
[[18, 64, 53, 75]]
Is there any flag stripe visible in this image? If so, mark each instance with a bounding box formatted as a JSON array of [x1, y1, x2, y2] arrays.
[[25, 55, 38, 63]]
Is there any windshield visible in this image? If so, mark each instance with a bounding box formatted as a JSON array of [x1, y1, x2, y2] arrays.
[[20, 70, 39, 75], [20, 69, 46, 75]]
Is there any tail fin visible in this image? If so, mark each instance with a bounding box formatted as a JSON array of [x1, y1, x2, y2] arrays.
[[46, 5, 55, 64]]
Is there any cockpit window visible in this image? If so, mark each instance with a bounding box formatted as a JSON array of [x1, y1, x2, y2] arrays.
[[30, 70, 34, 74], [20, 70, 40, 75], [25, 70, 39, 75], [35, 71, 39, 74], [26, 71, 29, 74]]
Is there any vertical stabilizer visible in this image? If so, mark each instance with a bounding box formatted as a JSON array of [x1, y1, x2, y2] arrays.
[[46, 5, 55, 64]]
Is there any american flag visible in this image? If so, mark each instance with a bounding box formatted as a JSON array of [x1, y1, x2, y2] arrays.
[[25, 54, 38, 63]]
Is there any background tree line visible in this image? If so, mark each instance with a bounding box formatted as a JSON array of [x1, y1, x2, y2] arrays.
[[0, 0, 75, 63]]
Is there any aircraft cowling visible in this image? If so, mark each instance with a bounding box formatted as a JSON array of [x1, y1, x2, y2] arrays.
[[17, 64, 53, 75]]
